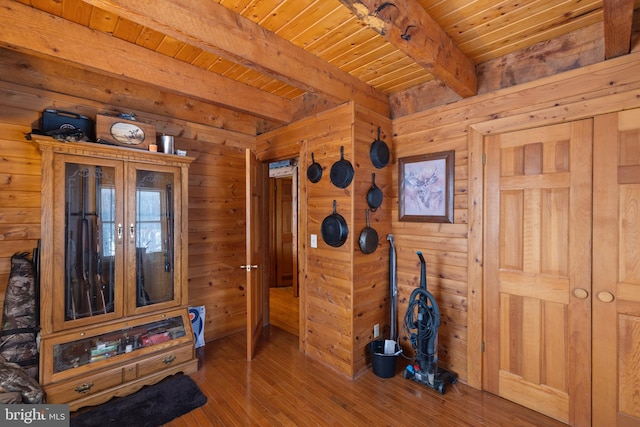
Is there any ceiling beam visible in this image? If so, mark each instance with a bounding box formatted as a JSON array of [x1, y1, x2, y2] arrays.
[[603, 0, 635, 59], [338, 0, 477, 98], [81, 0, 390, 117], [0, 0, 293, 123]]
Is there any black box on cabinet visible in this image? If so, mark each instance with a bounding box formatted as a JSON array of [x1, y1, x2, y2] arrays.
[[41, 109, 93, 139]]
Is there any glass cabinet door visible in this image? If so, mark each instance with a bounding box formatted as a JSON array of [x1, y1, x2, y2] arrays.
[[64, 163, 118, 321], [128, 166, 180, 312]]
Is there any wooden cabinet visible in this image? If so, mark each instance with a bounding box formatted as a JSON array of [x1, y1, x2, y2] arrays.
[[34, 137, 197, 411]]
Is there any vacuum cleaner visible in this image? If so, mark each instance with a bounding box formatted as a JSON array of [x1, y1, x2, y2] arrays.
[[402, 251, 458, 394]]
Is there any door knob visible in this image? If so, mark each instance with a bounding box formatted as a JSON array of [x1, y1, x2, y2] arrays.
[[597, 291, 615, 303], [572, 288, 589, 299], [240, 265, 258, 272]]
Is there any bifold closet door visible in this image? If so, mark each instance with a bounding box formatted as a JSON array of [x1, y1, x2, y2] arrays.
[[483, 120, 593, 425], [593, 110, 640, 426]]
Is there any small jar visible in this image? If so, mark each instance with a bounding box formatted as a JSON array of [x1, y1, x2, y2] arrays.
[[149, 143, 158, 152]]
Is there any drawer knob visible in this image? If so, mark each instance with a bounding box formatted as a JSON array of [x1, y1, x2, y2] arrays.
[[162, 355, 176, 365], [75, 382, 94, 394]]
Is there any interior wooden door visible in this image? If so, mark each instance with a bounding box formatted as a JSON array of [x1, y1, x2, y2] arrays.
[[291, 171, 299, 298], [483, 120, 592, 425], [275, 176, 294, 287], [245, 149, 266, 360], [593, 110, 640, 426]]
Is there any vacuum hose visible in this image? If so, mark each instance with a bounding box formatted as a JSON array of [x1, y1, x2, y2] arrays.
[[403, 287, 440, 359], [402, 251, 458, 393], [403, 251, 441, 364]]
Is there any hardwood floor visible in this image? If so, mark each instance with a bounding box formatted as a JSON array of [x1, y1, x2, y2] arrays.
[[165, 326, 567, 426], [269, 286, 298, 336]]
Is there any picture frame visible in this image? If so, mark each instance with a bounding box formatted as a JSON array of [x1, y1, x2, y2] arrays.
[[398, 150, 454, 223]]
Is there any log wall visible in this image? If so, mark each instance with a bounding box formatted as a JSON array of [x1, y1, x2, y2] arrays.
[[391, 49, 640, 386], [0, 80, 253, 343], [389, 23, 606, 117]]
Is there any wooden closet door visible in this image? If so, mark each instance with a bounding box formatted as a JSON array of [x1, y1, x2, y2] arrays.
[[483, 120, 592, 425], [593, 110, 640, 426]]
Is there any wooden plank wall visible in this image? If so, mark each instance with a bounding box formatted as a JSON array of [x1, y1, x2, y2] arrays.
[[257, 103, 392, 378], [351, 106, 392, 377], [0, 49, 275, 137], [391, 50, 640, 386], [0, 80, 254, 343], [258, 104, 355, 376], [179, 129, 252, 342], [302, 106, 355, 377], [391, 125, 470, 380], [0, 96, 41, 312]]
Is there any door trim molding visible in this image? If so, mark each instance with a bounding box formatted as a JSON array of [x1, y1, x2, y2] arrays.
[[466, 127, 484, 389]]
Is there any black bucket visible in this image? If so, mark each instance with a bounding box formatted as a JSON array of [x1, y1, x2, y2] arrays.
[[369, 340, 398, 378]]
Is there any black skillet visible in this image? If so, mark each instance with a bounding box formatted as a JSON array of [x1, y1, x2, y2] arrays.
[[321, 200, 349, 247], [330, 146, 354, 188], [370, 127, 390, 169], [366, 173, 383, 211], [307, 152, 322, 183], [359, 209, 378, 254]]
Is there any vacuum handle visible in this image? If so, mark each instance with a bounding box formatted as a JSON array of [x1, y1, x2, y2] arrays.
[[417, 251, 427, 289]]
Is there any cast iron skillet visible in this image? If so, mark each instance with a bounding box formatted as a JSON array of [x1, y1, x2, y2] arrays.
[[370, 127, 390, 169], [366, 173, 383, 211], [321, 200, 349, 247], [359, 208, 378, 254], [307, 152, 322, 183], [330, 146, 354, 188]]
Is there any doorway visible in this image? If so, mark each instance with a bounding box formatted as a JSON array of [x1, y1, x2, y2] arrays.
[[268, 162, 299, 336]]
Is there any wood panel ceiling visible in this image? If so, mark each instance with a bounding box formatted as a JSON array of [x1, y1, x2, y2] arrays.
[[4, 0, 639, 125]]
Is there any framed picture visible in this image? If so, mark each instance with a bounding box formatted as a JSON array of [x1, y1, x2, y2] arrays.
[[398, 150, 454, 223]]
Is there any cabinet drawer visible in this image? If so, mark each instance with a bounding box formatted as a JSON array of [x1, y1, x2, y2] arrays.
[[44, 367, 123, 404], [137, 346, 193, 378]]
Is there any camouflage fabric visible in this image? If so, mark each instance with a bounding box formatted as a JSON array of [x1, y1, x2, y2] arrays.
[[0, 252, 38, 380], [0, 356, 44, 403]]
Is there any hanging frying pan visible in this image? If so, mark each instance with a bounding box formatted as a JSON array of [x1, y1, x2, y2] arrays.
[[307, 152, 322, 183], [359, 209, 379, 254], [370, 127, 390, 169], [366, 173, 383, 211], [330, 146, 354, 188], [321, 200, 349, 247]]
